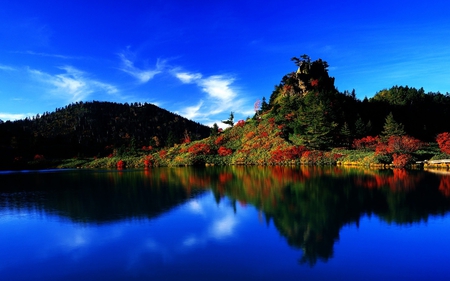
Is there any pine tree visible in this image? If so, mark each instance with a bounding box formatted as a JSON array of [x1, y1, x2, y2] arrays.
[[295, 100, 337, 149], [381, 112, 405, 140], [222, 112, 234, 127], [339, 122, 352, 147]]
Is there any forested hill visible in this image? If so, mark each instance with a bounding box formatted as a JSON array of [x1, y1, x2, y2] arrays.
[[266, 55, 450, 148], [0, 101, 210, 165]]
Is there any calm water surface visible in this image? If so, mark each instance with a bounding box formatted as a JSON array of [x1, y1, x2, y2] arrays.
[[1, 166, 450, 280]]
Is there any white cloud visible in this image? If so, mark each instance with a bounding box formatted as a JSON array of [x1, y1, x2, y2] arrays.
[[199, 75, 236, 102], [173, 70, 250, 124], [29, 66, 119, 103], [0, 112, 33, 121], [119, 53, 163, 83], [0, 64, 16, 71], [176, 100, 204, 120], [176, 72, 202, 83], [14, 50, 81, 60]]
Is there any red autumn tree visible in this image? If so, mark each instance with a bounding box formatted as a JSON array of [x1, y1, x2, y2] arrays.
[[188, 143, 211, 155], [218, 146, 232, 156], [353, 136, 379, 151], [385, 135, 423, 154], [436, 132, 450, 154]]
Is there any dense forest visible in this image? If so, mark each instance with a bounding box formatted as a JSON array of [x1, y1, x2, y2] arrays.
[[0, 101, 210, 169], [1, 55, 450, 169]]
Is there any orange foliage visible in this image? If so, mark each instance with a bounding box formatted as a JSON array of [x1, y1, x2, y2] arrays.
[[218, 146, 233, 156], [159, 150, 167, 159], [353, 136, 379, 151], [215, 135, 225, 145], [271, 146, 306, 163], [436, 132, 450, 154], [188, 143, 211, 155], [235, 120, 245, 127], [392, 153, 412, 168]]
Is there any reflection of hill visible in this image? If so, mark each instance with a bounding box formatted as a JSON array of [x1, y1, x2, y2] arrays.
[[0, 168, 206, 223], [203, 166, 450, 266], [2, 167, 450, 266]]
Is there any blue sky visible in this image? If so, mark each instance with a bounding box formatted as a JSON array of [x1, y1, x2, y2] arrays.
[[1, 0, 449, 126]]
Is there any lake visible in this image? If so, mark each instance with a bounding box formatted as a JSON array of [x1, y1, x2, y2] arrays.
[[1, 166, 450, 280]]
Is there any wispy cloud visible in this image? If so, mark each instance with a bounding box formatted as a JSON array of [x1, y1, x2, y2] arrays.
[[0, 64, 16, 71], [15, 50, 82, 60], [0, 112, 33, 121], [29, 66, 119, 103], [173, 70, 250, 125], [175, 72, 202, 83], [118, 53, 164, 83]]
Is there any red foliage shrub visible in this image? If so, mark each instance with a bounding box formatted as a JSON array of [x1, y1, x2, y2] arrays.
[[436, 132, 450, 154], [182, 136, 191, 144], [310, 79, 319, 87], [245, 131, 256, 139], [392, 153, 412, 168], [117, 160, 124, 169], [142, 146, 153, 151], [260, 131, 269, 138], [270, 146, 306, 162], [386, 135, 423, 154], [188, 143, 211, 155], [235, 120, 245, 128], [159, 150, 167, 159], [143, 155, 153, 167], [268, 117, 275, 125], [218, 146, 233, 156], [353, 136, 379, 151], [375, 135, 423, 155], [33, 154, 45, 161], [215, 135, 225, 145]]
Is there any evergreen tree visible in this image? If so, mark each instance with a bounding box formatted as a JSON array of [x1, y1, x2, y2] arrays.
[[222, 112, 234, 127], [354, 117, 367, 138], [210, 123, 219, 136], [339, 122, 352, 148], [261, 97, 269, 112], [381, 112, 405, 140], [295, 100, 337, 149]]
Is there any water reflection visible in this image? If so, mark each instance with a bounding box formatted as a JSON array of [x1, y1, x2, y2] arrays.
[[1, 166, 450, 269]]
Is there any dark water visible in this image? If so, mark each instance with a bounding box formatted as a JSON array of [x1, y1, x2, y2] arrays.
[[1, 166, 450, 280]]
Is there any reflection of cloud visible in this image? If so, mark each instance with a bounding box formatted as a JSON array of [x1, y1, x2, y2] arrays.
[[182, 235, 199, 247], [209, 214, 238, 239], [188, 200, 204, 214]]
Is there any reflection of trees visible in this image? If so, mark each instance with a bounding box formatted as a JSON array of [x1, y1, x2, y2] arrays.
[[205, 166, 450, 266], [0, 168, 207, 223], [2, 166, 450, 266]]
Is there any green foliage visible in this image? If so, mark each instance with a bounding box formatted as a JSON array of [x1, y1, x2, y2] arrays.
[[222, 112, 234, 127], [381, 112, 405, 140]]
